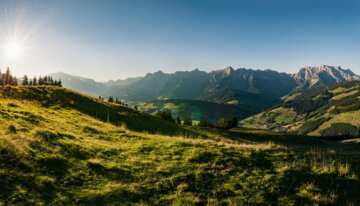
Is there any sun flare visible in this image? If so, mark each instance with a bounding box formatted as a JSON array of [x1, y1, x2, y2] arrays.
[[4, 40, 23, 59]]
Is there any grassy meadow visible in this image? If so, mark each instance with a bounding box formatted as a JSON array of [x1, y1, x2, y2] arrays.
[[0, 86, 360, 205]]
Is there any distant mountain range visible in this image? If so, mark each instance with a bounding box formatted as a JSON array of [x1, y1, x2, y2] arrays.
[[50, 65, 359, 121]]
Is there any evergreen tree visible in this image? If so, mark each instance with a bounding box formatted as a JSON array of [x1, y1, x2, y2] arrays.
[[198, 119, 214, 128], [176, 116, 182, 124], [4, 67, 11, 85], [38, 76, 43, 85], [183, 116, 193, 126], [108, 96, 114, 103], [12, 76, 18, 86], [0, 69, 2, 85], [155, 109, 175, 122], [22, 75, 29, 85], [33, 77, 37, 85]]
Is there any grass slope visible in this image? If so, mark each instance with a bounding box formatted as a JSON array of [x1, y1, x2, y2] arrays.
[[1, 86, 192, 136], [240, 81, 360, 137], [1, 86, 360, 205]]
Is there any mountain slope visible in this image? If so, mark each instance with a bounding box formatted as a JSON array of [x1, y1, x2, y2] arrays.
[[50, 72, 108, 96], [51, 66, 359, 103], [240, 81, 360, 137], [293, 65, 359, 89], [139, 99, 250, 121], [139, 95, 281, 122], [50, 72, 141, 97], [1, 86, 191, 136], [1, 86, 360, 205]]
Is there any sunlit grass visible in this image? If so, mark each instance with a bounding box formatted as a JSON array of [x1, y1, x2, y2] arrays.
[[0, 86, 359, 205]]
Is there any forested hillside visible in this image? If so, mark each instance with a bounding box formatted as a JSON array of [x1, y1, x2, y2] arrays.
[[240, 81, 360, 138]]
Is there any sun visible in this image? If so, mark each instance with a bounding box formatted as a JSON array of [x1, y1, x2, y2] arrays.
[[4, 40, 23, 59]]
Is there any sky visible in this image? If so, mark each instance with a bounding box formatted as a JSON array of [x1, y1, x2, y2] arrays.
[[0, 0, 359, 81]]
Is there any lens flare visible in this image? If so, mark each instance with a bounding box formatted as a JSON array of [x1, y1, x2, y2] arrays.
[[4, 40, 23, 59]]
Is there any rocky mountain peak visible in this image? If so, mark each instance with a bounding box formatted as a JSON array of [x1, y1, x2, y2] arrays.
[[223, 66, 234, 75], [293, 65, 358, 89]]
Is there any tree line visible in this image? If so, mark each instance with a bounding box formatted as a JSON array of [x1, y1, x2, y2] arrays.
[[0, 67, 62, 87], [98, 95, 139, 110], [155, 109, 238, 129]]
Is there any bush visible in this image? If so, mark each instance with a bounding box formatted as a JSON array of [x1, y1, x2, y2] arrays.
[[216, 117, 238, 130], [7, 125, 17, 133], [35, 130, 60, 141], [198, 119, 214, 128], [183, 117, 193, 126]]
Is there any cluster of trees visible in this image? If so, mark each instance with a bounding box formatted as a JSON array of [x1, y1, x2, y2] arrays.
[[320, 123, 359, 138], [298, 117, 330, 135], [22, 75, 62, 87], [99, 96, 138, 110], [155, 109, 238, 129], [0, 67, 62, 87], [0, 68, 18, 86], [155, 109, 189, 125], [155, 110, 176, 123], [107, 96, 125, 104]]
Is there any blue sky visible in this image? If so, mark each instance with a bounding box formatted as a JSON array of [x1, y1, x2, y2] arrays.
[[0, 0, 359, 80]]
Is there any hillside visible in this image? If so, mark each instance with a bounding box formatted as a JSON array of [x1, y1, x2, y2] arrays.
[[0, 86, 191, 136], [240, 81, 360, 137], [293, 65, 359, 89], [139, 97, 280, 122], [139, 99, 248, 121], [1, 85, 360, 205]]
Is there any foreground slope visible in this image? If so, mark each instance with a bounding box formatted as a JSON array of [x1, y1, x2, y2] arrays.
[[1, 86, 360, 205], [0, 86, 191, 136], [240, 81, 360, 137]]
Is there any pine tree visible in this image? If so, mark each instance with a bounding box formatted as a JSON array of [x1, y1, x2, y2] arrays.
[[33, 77, 37, 85], [176, 116, 181, 124], [4, 67, 11, 85], [0, 69, 2, 86], [12, 76, 18, 86], [22, 75, 29, 85], [183, 116, 193, 126]]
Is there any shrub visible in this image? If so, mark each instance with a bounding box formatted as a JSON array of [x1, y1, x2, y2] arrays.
[[35, 130, 60, 141], [83, 126, 101, 134], [7, 125, 17, 133], [183, 116, 193, 126], [216, 117, 238, 130], [198, 119, 215, 128]]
